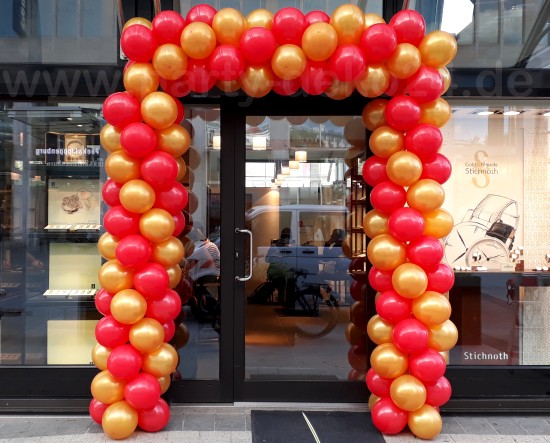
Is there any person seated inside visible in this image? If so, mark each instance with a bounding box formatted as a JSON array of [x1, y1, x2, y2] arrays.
[[325, 229, 345, 247], [273, 227, 291, 246]]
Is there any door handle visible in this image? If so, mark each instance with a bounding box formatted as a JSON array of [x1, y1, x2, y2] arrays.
[[301, 250, 315, 254], [279, 250, 292, 254], [235, 228, 253, 281]]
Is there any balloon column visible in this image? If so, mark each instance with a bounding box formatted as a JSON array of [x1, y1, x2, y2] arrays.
[[92, 3, 458, 439]]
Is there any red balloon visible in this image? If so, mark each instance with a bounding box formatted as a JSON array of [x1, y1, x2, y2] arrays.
[[102, 92, 142, 129], [425, 376, 452, 407], [421, 153, 452, 184], [384, 95, 421, 131], [372, 397, 408, 435], [405, 66, 444, 104], [89, 399, 109, 425], [102, 179, 122, 207], [385, 75, 407, 97], [330, 44, 366, 82], [392, 318, 429, 354], [410, 348, 447, 384], [404, 123, 442, 161], [154, 182, 189, 214], [123, 60, 135, 75], [175, 100, 185, 124], [104, 205, 141, 238], [370, 181, 407, 214], [407, 235, 444, 271], [426, 263, 455, 293], [362, 156, 388, 187], [95, 315, 130, 348], [115, 234, 152, 268], [300, 60, 332, 95], [120, 24, 158, 62], [159, 76, 191, 98], [186, 4, 217, 26], [350, 280, 366, 302], [140, 151, 178, 190], [368, 267, 393, 292], [359, 24, 397, 63], [146, 289, 182, 324], [133, 263, 170, 300], [138, 398, 171, 432], [389, 10, 426, 46], [185, 58, 216, 93], [120, 122, 157, 158], [181, 210, 194, 235], [209, 45, 245, 81], [152, 11, 186, 45], [272, 7, 307, 45], [348, 345, 367, 372], [388, 207, 425, 242], [173, 211, 186, 237], [305, 10, 330, 25], [107, 344, 143, 379], [366, 368, 392, 398], [124, 373, 161, 410], [163, 320, 176, 342], [95, 289, 114, 316], [376, 289, 412, 324], [272, 77, 301, 96], [240, 28, 277, 65]]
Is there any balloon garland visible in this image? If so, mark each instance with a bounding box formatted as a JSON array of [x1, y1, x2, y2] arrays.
[[92, 4, 457, 440]]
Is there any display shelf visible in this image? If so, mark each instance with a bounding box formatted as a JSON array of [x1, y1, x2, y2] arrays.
[[30, 231, 101, 243]]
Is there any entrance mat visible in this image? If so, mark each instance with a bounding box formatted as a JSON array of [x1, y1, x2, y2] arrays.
[[251, 410, 385, 443]]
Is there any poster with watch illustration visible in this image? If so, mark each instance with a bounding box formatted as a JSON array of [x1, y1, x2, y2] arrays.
[[47, 178, 100, 225]]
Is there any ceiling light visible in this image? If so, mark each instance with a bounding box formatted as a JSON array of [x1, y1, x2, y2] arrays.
[[252, 136, 267, 150], [77, 124, 83, 127], [295, 150, 307, 162], [274, 179, 283, 185], [543, 112, 550, 117], [282, 166, 290, 175], [277, 174, 285, 181], [213, 135, 221, 149], [503, 111, 520, 116], [289, 160, 300, 169], [477, 111, 494, 116]]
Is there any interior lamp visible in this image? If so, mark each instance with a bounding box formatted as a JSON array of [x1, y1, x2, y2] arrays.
[[213, 135, 221, 149], [252, 136, 267, 150], [295, 150, 307, 162]]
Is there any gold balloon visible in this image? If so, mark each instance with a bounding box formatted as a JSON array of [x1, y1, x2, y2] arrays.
[[158, 375, 171, 394], [407, 179, 445, 213], [331, 4, 365, 44], [271, 44, 307, 80], [390, 374, 427, 412], [240, 65, 274, 98], [325, 79, 355, 100], [180, 22, 217, 59], [412, 291, 452, 327], [141, 91, 178, 130], [156, 125, 191, 158], [119, 179, 155, 214], [368, 394, 381, 411], [151, 236, 185, 267], [386, 43, 422, 80], [91, 370, 126, 405], [105, 151, 141, 184], [98, 260, 134, 294], [91, 343, 111, 371], [392, 263, 428, 299], [419, 31, 458, 68], [166, 264, 183, 288], [139, 208, 176, 243], [212, 8, 247, 46], [129, 318, 165, 353], [98, 232, 119, 260], [369, 126, 404, 158], [367, 234, 407, 271], [408, 405, 443, 440], [110, 289, 147, 325], [246, 8, 273, 29], [142, 343, 179, 377], [175, 156, 187, 182], [370, 343, 408, 379], [438, 66, 451, 94], [100, 124, 122, 153], [386, 151, 423, 187], [153, 44, 188, 81], [301, 22, 339, 61], [355, 64, 390, 98], [440, 351, 449, 364], [364, 13, 385, 28], [367, 314, 394, 345], [362, 99, 388, 131], [123, 62, 159, 101], [123, 18, 151, 31], [362, 209, 389, 239], [102, 400, 138, 440], [428, 319, 458, 351], [216, 79, 241, 93], [420, 98, 451, 127], [423, 208, 454, 238]]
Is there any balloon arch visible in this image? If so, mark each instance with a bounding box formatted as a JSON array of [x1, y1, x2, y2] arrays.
[[92, 3, 457, 440]]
